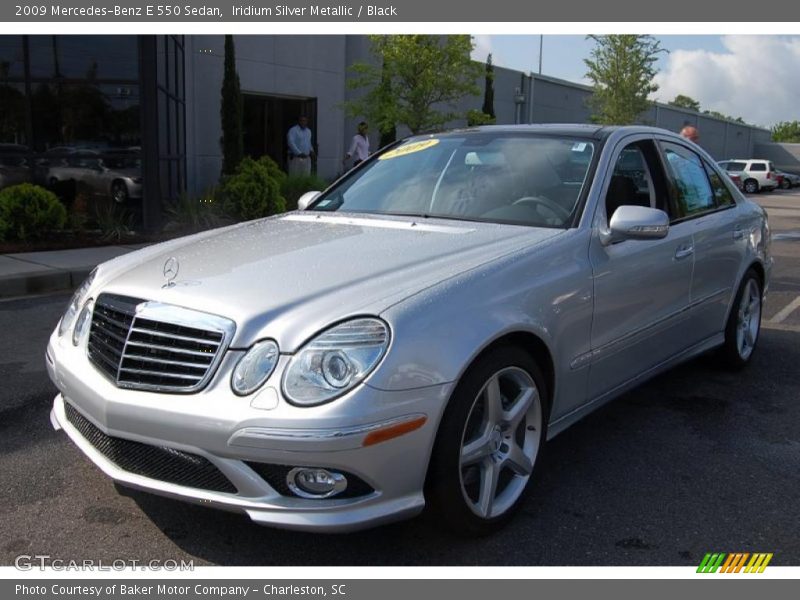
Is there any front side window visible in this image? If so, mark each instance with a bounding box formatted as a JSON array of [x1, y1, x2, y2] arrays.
[[661, 142, 715, 219], [703, 160, 736, 208], [311, 134, 596, 228]]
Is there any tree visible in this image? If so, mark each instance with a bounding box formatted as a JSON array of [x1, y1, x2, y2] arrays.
[[345, 35, 482, 135], [220, 35, 244, 176], [771, 120, 800, 143], [482, 54, 495, 119], [584, 35, 665, 125], [703, 110, 745, 124], [669, 94, 700, 112]]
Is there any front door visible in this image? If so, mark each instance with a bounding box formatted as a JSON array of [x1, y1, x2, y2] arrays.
[[587, 137, 695, 398]]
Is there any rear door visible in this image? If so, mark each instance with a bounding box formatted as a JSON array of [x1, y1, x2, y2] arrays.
[[657, 139, 745, 344]]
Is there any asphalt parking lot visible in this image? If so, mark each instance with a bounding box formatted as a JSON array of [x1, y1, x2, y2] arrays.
[[1, 191, 799, 567]]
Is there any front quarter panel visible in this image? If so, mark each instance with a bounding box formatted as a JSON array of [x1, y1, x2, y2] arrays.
[[370, 229, 594, 422]]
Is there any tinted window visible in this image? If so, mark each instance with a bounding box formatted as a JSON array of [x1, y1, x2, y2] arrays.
[[313, 135, 596, 229], [28, 36, 139, 80], [750, 163, 766, 171], [661, 142, 715, 219], [703, 160, 736, 208], [605, 145, 654, 219], [725, 161, 746, 171]]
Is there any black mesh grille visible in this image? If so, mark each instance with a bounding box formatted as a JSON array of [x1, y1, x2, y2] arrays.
[[245, 462, 375, 498], [65, 402, 237, 493], [87, 293, 225, 393]]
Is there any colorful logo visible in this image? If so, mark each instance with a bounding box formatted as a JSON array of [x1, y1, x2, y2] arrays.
[[697, 552, 773, 573]]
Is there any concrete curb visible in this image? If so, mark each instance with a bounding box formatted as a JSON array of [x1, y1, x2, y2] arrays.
[[0, 267, 93, 299], [0, 245, 149, 299]]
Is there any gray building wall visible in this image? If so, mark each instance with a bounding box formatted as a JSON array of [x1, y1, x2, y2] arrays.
[[753, 143, 800, 175], [184, 36, 772, 195], [458, 66, 770, 160], [185, 35, 350, 195]]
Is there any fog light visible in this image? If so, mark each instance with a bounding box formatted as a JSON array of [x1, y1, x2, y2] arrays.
[[287, 467, 347, 499]]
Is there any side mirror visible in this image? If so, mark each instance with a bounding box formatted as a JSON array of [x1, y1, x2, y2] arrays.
[[297, 191, 321, 211], [600, 205, 669, 245]]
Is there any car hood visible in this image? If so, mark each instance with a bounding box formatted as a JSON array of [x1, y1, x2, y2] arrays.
[[97, 212, 562, 350]]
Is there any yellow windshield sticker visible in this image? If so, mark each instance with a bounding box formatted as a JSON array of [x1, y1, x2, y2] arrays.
[[379, 139, 440, 160]]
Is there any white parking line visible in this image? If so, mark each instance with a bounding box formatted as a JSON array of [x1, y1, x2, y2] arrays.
[[769, 295, 800, 324]]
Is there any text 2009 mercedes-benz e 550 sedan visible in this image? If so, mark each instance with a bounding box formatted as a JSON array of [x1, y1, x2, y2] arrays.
[[47, 125, 771, 534]]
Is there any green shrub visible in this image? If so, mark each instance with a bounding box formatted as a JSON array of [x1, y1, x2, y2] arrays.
[[94, 202, 133, 242], [0, 183, 67, 241], [281, 174, 329, 211], [220, 157, 286, 221], [466, 109, 496, 127], [0, 212, 8, 242], [165, 188, 222, 232], [258, 155, 287, 186]]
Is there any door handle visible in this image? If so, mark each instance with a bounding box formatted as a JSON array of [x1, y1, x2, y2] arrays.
[[674, 245, 694, 260]]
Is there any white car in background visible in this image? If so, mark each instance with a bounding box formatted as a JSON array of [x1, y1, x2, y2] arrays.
[[718, 159, 779, 194]]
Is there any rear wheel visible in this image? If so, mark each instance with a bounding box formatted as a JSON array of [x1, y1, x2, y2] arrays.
[[111, 180, 129, 204], [743, 179, 759, 194], [426, 346, 547, 535], [781, 178, 791, 190], [718, 269, 762, 369]]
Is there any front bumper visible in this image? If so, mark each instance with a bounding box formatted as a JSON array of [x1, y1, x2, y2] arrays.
[[47, 332, 451, 532]]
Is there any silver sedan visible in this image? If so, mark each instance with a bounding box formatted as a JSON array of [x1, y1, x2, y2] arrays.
[[47, 125, 771, 534]]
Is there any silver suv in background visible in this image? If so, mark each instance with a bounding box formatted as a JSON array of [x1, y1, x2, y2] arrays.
[[718, 159, 779, 194]]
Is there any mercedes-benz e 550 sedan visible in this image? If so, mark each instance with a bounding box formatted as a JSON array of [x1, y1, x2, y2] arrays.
[[47, 125, 770, 534]]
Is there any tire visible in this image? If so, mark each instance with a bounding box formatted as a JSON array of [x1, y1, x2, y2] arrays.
[[743, 179, 759, 194], [781, 178, 791, 190], [111, 180, 129, 204], [426, 345, 548, 535], [717, 269, 762, 370]]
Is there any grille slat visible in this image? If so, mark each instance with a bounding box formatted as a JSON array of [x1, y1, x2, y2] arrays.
[[130, 326, 222, 346], [65, 402, 236, 493], [87, 293, 232, 393], [125, 340, 216, 359], [119, 367, 204, 381], [120, 354, 212, 370]]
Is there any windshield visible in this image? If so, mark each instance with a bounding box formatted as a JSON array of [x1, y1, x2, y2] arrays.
[[311, 134, 596, 228]]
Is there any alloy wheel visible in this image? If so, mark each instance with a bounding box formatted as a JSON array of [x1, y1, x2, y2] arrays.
[[458, 367, 541, 519], [736, 279, 761, 360]]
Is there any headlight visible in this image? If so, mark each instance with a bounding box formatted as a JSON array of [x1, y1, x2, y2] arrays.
[[72, 299, 94, 346], [58, 269, 97, 337], [231, 339, 280, 396], [283, 318, 390, 406]]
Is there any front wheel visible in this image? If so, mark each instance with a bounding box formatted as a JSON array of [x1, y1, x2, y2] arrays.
[[426, 346, 547, 535], [111, 180, 129, 204], [717, 269, 762, 369], [781, 178, 791, 190]]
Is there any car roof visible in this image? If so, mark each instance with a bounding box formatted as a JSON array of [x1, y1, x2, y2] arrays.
[[412, 124, 688, 142]]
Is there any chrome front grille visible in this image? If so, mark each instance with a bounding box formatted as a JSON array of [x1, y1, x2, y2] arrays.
[[87, 293, 235, 393]]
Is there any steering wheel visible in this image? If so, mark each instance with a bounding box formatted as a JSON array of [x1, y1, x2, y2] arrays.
[[512, 196, 572, 222]]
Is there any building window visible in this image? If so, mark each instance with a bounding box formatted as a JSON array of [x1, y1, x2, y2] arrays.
[[0, 36, 143, 227]]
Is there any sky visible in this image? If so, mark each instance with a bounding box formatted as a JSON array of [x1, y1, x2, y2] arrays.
[[470, 35, 800, 128]]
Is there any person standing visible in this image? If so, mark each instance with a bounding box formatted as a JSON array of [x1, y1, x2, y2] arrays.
[[287, 115, 314, 176], [345, 121, 370, 169]]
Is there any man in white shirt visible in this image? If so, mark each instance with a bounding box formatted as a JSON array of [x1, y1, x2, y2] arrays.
[[345, 121, 370, 169], [287, 115, 314, 176]]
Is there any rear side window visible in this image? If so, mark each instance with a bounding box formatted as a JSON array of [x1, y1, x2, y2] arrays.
[[750, 163, 766, 171], [725, 162, 746, 171], [703, 160, 736, 208], [660, 142, 715, 219]]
